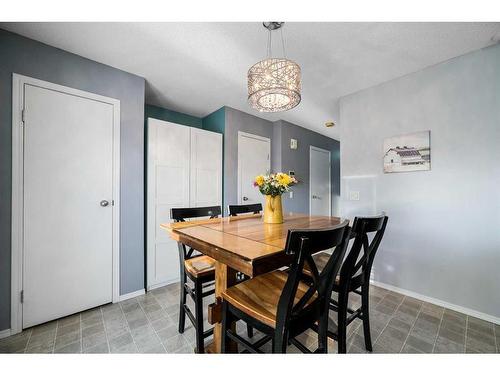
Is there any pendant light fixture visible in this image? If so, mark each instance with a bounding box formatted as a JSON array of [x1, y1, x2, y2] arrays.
[[247, 22, 301, 112]]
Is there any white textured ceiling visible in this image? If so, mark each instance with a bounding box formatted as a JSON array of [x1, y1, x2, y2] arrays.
[[2, 22, 499, 139]]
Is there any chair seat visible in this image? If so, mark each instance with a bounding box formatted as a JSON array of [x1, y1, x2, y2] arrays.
[[222, 270, 317, 328], [184, 255, 215, 278]]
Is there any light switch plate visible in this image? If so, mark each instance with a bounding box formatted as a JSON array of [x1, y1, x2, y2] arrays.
[[290, 138, 298, 149], [289, 191, 293, 199], [349, 191, 360, 201]]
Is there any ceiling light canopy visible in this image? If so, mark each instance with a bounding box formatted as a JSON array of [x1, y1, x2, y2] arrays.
[[248, 22, 301, 113]]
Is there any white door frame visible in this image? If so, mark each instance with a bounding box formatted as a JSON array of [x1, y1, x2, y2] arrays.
[[10, 74, 121, 334], [309, 145, 331, 216], [237, 131, 271, 204]]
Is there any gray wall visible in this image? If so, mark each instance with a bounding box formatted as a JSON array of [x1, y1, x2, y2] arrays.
[[339, 44, 500, 319], [0, 29, 146, 330], [274, 120, 341, 216], [223, 107, 274, 214]]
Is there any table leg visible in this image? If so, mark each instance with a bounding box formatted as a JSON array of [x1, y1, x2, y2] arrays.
[[206, 261, 238, 353]]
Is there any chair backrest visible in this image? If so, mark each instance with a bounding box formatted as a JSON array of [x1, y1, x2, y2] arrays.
[[170, 206, 221, 222], [338, 214, 388, 290], [275, 220, 351, 336], [170, 206, 222, 264], [228, 203, 263, 216]]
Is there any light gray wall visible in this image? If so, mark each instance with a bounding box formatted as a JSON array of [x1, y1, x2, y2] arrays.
[[0, 29, 146, 330], [274, 120, 340, 216], [223, 107, 274, 214], [339, 44, 500, 319]]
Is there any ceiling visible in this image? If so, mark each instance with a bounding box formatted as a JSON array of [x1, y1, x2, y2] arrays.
[[2, 22, 499, 139]]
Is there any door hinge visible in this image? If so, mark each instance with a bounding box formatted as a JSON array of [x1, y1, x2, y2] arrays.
[[20, 290, 24, 304], [21, 109, 26, 125], [111, 200, 115, 206]]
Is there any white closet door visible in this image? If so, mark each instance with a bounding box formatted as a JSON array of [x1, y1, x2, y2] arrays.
[[190, 128, 222, 209], [147, 119, 190, 289], [23, 84, 114, 328]]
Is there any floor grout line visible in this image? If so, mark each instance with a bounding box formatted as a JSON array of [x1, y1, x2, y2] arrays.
[[464, 315, 468, 353], [52, 320, 59, 353], [136, 296, 169, 353], [399, 299, 424, 353], [118, 300, 141, 353], [372, 292, 406, 350], [79, 313, 83, 353], [494, 323, 498, 353], [100, 307, 111, 353], [431, 306, 445, 353], [23, 328, 34, 353], [345, 287, 390, 353]]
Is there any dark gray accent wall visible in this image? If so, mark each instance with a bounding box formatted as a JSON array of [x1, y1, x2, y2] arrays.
[[273, 120, 340, 216], [223, 107, 274, 215], [0, 29, 145, 330]]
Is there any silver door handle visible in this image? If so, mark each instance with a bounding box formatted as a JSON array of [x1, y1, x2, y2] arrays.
[[100, 200, 110, 207], [243, 196, 249, 201]]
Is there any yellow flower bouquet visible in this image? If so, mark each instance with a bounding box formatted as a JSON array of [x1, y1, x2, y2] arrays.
[[253, 173, 297, 224], [253, 173, 297, 196]]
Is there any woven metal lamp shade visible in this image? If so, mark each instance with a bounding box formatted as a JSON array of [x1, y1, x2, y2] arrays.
[[247, 57, 301, 112]]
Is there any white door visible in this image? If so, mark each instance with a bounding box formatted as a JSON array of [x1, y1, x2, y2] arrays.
[[238, 132, 271, 205], [23, 84, 115, 328], [147, 120, 222, 289], [310, 146, 331, 216]]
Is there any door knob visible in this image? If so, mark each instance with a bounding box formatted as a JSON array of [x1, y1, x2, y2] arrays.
[[243, 196, 249, 201], [100, 200, 110, 207]]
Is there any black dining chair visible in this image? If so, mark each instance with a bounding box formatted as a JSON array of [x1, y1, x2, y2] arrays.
[[171, 206, 221, 353], [227, 203, 263, 339], [307, 214, 388, 353], [220, 221, 351, 353], [228, 203, 263, 216]]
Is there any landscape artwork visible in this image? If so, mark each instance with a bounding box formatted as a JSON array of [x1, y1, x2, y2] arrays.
[[383, 131, 431, 173]]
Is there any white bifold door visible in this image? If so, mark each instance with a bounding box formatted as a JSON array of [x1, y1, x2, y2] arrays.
[[21, 82, 117, 329], [147, 119, 222, 289], [309, 146, 332, 216]]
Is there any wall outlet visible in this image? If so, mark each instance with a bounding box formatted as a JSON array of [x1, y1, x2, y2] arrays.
[[349, 191, 360, 201], [290, 138, 298, 149]]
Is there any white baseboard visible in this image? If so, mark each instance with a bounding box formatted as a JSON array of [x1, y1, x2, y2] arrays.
[[371, 280, 500, 325], [0, 328, 11, 339], [119, 288, 145, 302], [147, 278, 179, 292]]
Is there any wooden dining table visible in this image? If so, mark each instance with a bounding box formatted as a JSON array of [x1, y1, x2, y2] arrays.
[[160, 212, 343, 353]]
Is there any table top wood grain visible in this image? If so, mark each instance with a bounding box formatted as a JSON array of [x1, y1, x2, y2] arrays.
[[161, 212, 343, 277]]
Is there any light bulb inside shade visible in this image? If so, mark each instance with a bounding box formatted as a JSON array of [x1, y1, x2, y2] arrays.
[[248, 57, 301, 112]]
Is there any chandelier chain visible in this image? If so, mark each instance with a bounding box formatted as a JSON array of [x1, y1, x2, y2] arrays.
[[280, 28, 287, 58]]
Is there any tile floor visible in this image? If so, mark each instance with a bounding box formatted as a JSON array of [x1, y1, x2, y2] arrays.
[[1, 283, 499, 354]]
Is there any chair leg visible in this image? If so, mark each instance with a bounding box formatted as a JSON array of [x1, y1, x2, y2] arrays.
[[337, 291, 348, 354], [221, 301, 228, 354], [317, 311, 328, 353], [194, 279, 205, 353], [178, 273, 187, 334], [247, 325, 254, 338], [273, 330, 288, 353], [361, 285, 373, 352]]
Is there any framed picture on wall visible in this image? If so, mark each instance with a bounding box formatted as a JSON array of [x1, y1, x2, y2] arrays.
[[383, 131, 431, 173]]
